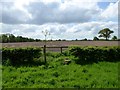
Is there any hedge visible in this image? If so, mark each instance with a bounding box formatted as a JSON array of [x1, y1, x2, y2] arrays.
[[69, 46, 120, 64], [2, 47, 42, 65]]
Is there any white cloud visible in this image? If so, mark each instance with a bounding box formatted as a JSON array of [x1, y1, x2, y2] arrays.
[[1, 0, 118, 40], [1, 0, 102, 24], [1, 21, 118, 40], [100, 1, 118, 21], [1, 0, 118, 2], [1, 0, 118, 24]]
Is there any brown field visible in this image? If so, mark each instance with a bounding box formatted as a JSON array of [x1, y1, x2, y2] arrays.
[[1, 41, 119, 52]]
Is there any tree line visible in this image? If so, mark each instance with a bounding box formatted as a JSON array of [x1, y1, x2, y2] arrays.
[[0, 34, 41, 43], [0, 28, 119, 43]]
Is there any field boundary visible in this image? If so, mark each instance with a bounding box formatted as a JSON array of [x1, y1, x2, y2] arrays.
[[41, 46, 68, 53]]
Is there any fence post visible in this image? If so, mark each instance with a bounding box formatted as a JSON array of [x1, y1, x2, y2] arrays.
[[43, 45, 46, 63], [60, 47, 62, 53]]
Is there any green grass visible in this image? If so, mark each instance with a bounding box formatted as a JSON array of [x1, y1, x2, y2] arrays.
[[2, 55, 119, 88]]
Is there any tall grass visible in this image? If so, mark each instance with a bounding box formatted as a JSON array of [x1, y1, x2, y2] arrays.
[[2, 47, 120, 88], [2, 56, 119, 88]]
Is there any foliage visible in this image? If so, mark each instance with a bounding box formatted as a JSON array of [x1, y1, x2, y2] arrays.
[[1, 47, 120, 88], [2, 61, 119, 88], [2, 46, 120, 65], [93, 36, 99, 40], [98, 28, 114, 40], [2, 47, 42, 65], [112, 36, 118, 40], [81, 38, 87, 41], [0, 34, 41, 43], [69, 46, 120, 64]]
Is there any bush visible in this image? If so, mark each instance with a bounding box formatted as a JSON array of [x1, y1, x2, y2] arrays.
[[2, 47, 42, 65], [69, 46, 120, 64]]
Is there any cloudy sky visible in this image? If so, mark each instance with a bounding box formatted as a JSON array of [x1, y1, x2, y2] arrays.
[[0, 0, 119, 40]]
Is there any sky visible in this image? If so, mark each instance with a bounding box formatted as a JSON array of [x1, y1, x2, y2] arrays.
[[0, 0, 119, 40]]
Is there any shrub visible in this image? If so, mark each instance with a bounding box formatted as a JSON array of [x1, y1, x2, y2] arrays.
[[2, 47, 42, 65], [69, 46, 120, 64]]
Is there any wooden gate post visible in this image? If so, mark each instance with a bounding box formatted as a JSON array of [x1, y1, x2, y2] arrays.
[[60, 47, 62, 53], [43, 45, 46, 63]]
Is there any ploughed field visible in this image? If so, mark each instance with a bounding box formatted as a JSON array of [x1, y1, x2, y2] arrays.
[[1, 41, 119, 52], [2, 41, 119, 47]]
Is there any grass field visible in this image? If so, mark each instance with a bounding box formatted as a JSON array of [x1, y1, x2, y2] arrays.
[[2, 55, 119, 88]]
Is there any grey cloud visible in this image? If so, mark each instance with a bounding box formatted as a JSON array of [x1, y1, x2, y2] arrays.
[[1, 2, 20, 24], [74, 29, 82, 33], [1, 2, 30, 24], [49, 27, 63, 35], [1, 2, 101, 24], [50, 24, 67, 35], [2, 24, 16, 33], [2, 11, 24, 24], [59, 26, 66, 32], [2, 24, 36, 34], [25, 2, 61, 24], [27, 2, 99, 24]]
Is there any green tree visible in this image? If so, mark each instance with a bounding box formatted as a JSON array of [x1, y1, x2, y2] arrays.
[[16, 36, 23, 42], [1, 33, 39, 43], [2, 34, 8, 43], [82, 38, 87, 41], [93, 36, 99, 41], [8, 34, 16, 42], [112, 36, 117, 40], [75, 39, 78, 41], [98, 28, 114, 40]]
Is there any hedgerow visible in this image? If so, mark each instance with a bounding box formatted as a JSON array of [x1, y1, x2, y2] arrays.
[[2, 46, 120, 65], [69, 46, 120, 64], [2, 47, 42, 65]]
